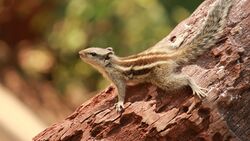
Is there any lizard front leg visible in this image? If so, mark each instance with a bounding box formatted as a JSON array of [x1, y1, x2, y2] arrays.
[[113, 79, 126, 112]]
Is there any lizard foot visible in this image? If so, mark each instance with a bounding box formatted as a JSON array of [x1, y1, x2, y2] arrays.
[[114, 101, 124, 112], [188, 77, 208, 99], [191, 85, 208, 99]]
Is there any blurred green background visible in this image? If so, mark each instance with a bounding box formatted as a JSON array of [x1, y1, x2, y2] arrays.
[[0, 0, 202, 140]]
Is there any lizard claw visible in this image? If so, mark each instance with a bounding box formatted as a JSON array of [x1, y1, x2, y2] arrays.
[[192, 85, 208, 99], [189, 80, 208, 99], [114, 102, 124, 112]]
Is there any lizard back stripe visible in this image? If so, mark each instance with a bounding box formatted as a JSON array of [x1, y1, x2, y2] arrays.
[[122, 68, 151, 78], [116, 54, 170, 67], [121, 52, 164, 60], [113, 60, 169, 78]]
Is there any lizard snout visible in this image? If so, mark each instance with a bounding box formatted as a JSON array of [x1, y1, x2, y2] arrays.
[[79, 50, 86, 58]]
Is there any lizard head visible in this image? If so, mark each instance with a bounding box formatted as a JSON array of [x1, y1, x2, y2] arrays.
[[79, 47, 114, 69]]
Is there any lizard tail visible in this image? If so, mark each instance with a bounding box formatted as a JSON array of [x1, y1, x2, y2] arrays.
[[172, 0, 233, 64]]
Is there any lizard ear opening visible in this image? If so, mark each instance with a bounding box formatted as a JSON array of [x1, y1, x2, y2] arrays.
[[106, 47, 114, 55]]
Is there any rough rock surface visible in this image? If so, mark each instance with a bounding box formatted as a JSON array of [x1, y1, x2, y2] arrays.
[[34, 0, 250, 140]]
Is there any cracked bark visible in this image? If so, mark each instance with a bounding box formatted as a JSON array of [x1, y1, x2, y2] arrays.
[[33, 0, 250, 141]]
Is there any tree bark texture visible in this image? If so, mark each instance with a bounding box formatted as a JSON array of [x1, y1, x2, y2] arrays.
[[34, 0, 250, 140]]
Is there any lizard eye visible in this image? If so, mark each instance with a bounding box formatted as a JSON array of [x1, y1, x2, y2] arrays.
[[89, 52, 97, 56]]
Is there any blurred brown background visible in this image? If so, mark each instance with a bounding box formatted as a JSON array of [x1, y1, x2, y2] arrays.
[[0, 0, 202, 140]]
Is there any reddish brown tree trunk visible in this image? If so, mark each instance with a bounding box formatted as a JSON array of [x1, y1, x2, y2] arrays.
[[33, 0, 250, 140]]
